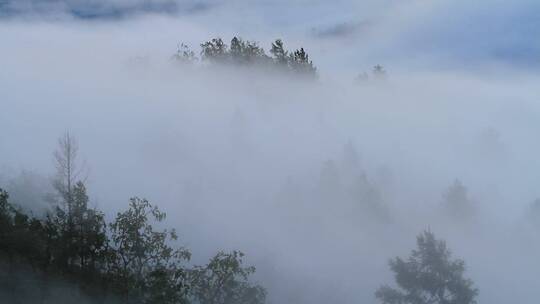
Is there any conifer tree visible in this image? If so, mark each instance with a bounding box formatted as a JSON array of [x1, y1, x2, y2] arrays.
[[376, 230, 478, 304], [201, 38, 228, 63], [270, 39, 288, 66], [290, 48, 317, 77]]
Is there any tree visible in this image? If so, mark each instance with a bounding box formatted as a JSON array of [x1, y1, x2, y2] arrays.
[[0, 182, 267, 303], [350, 173, 388, 220], [0, 188, 49, 272], [52, 132, 86, 221], [229, 37, 267, 65], [49, 133, 109, 275], [201, 38, 228, 63], [191, 251, 266, 304], [290, 48, 317, 78], [355, 72, 369, 83], [145, 265, 191, 304], [108, 197, 191, 303], [442, 179, 474, 219], [373, 65, 386, 80], [0, 189, 14, 258], [230, 37, 245, 63], [172, 43, 197, 64], [176, 37, 318, 77], [376, 230, 478, 304], [242, 40, 266, 64], [70, 182, 107, 273], [269, 39, 288, 66], [10, 207, 47, 270]]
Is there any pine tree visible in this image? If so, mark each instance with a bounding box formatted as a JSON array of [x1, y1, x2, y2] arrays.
[[270, 39, 288, 66], [376, 230, 478, 304], [69, 182, 107, 273], [230, 37, 245, 63], [290, 48, 317, 78], [200, 38, 228, 63]]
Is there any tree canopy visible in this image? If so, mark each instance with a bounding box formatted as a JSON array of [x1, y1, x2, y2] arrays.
[[0, 134, 265, 304], [173, 37, 318, 78], [376, 230, 478, 304]]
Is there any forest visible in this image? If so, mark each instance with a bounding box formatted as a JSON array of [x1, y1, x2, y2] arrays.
[[170, 37, 386, 82], [1, 134, 478, 303], [175, 37, 317, 78]]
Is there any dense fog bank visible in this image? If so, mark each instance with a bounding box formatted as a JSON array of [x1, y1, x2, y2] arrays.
[[2, 6, 540, 304]]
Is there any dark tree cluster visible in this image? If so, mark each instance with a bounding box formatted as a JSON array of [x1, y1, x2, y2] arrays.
[[0, 134, 265, 304], [0, 186, 265, 304], [173, 37, 317, 78]]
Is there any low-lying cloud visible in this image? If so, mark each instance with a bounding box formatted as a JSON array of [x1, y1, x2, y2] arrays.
[[1, 2, 540, 303]]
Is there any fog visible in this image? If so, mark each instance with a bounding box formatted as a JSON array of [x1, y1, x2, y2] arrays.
[[1, 1, 540, 303]]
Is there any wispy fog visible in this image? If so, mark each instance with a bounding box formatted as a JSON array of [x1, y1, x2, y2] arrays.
[[1, 1, 540, 303]]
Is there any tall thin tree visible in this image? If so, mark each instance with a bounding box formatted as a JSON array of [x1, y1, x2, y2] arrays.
[[52, 132, 85, 220]]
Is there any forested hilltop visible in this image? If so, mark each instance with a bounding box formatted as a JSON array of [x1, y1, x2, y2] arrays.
[[166, 37, 385, 81], [172, 37, 316, 78], [1, 134, 478, 303], [0, 133, 265, 304]]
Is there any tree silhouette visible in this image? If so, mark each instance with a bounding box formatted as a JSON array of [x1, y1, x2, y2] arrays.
[[229, 37, 267, 65], [376, 230, 478, 304], [108, 197, 191, 303], [191, 251, 266, 304], [0, 135, 267, 303], [442, 179, 474, 220], [200, 38, 228, 63], [373, 65, 386, 79], [290, 48, 317, 77], [270, 39, 288, 66], [190, 36, 318, 77], [172, 43, 197, 64], [52, 132, 86, 215]]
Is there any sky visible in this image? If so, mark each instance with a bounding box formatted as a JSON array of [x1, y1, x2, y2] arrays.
[[1, 1, 540, 303], [1, 0, 539, 72]]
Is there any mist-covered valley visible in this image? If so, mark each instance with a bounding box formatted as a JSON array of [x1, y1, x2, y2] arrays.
[[1, 1, 540, 304]]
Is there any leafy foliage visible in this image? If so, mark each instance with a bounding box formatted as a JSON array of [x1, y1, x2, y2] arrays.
[[191, 251, 266, 304], [108, 197, 191, 303], [0, 185, 264, 304], [0, 135, 265, 304]]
